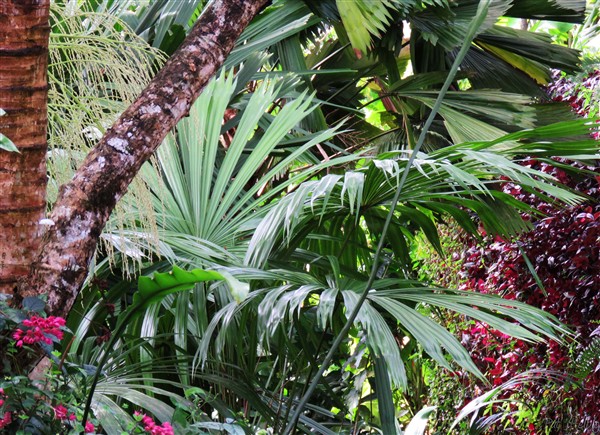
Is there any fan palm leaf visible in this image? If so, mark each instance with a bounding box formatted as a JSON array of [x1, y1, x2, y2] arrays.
[[101, 57, 346, 270]]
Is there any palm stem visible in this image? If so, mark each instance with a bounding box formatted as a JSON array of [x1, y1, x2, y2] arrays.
[[282, 2, 491, 432]]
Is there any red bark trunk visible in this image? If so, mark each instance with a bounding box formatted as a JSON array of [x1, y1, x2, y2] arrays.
[[0, 0, 50, 294]]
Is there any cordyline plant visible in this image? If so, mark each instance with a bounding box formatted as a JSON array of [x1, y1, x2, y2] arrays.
[[0, 0, 267, 366], [437, 68, 600, 432], [458, 159, 600, 433]]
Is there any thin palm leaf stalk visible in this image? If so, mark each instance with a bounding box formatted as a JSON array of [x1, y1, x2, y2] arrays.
[[282, 1, 492, 432]]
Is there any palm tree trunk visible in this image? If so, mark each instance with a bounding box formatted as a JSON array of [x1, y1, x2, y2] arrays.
[[0, 0, 50, 294], [19, 0, 269, 318]]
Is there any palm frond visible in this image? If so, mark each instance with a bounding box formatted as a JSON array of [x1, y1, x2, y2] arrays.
[[246, 119, 596, 269], [193, 268, 569, 398], [506, 0, 586, 22], [225, 0, 318, 69], [103, 61, 346, 270], [335, 0, 400, 55], [476, 25, 582, 76], [410, 0, 513, 49], [450, 370, 574, 432], [574, 335, 600, 379]]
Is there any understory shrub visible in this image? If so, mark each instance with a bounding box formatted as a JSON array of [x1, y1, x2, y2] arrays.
[[426, 67, 600, 434], [0, 296, 98, 434]]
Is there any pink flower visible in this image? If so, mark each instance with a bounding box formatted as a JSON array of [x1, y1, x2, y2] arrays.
[[0, 412, 11, 429], [68, 413, 76, 421], [84, 421, 95, 433], [157, 422, 174, 435], [142, 414, 155, 429], [12, 329, 26, 347], [136, 412, 174, 435], [12, 316, 65, 347], [53, 404, 68, 420]]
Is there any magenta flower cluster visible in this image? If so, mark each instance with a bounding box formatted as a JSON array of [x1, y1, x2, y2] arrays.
[[53, 404, 76, 421], [12, 315, 66, 347], [53, 404, 95, 433], [134, 411, 174, 435], [0, 389, 11, 430]]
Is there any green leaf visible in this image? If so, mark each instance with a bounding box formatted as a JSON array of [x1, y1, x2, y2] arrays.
[[22, 297, 46, 313], [373, 356, 399, 434], [0, 133, 19, 153], [411, 0, 512, 50], [23, 296, 46, 312], [135, 266, 248, 309], [477, 41, 550, 84], [218, 270, 250, 304], [83, 267, 249, 424], [506, 0, 585, 22], [477, 25, 581, 75], [6, 309, 27, 324], [405, 406, 436, 435], [336, 0, 398, 55]]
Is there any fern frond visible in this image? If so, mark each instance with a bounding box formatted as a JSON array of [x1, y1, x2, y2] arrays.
[[574, 336, 600, 379]]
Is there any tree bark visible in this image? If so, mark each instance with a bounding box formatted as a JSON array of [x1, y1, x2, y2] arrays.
[[0, 0, 50, 294], [19, 0, 269, 317]]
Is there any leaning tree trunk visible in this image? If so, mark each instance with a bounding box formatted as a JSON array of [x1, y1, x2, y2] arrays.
[[18, 0, 269, 318], [0, 0, 50, 294]]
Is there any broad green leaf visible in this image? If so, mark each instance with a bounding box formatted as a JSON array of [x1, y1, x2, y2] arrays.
[[22, 297, 46, 313], [477, 42, 550, 84], [136, 266, 248, 309]]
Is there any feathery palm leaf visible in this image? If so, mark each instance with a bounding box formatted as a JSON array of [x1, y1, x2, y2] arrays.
[[48, 4, 167, 272], [194, 267, 568, 392], [246, 119, 597, 269]]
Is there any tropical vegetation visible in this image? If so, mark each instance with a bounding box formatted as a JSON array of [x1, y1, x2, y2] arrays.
[[0, 0, 598, 434]]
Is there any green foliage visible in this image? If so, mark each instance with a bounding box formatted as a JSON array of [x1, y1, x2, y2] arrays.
[[82, 266, 246, 428], [39, 0, 600, 433], [136, 267, 248, 308], [335, 0, 401, 55], [448, 370, 577, 434], [0, 134, 18, 153], [574, 335, 600, 379]]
